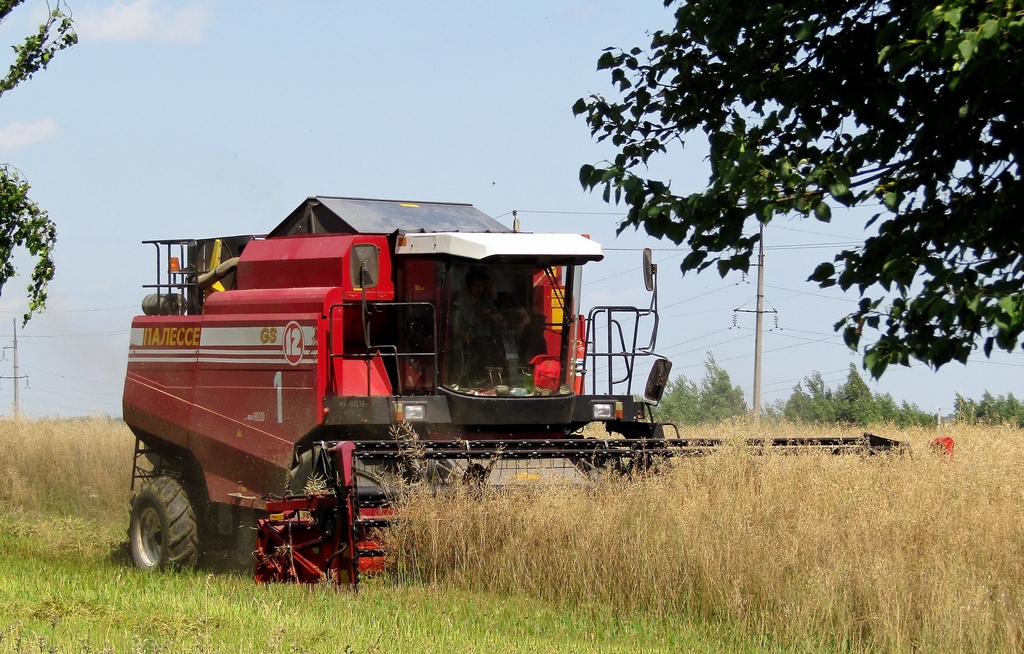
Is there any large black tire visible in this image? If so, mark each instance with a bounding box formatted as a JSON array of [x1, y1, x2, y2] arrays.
[[128, 477, 199, 571]]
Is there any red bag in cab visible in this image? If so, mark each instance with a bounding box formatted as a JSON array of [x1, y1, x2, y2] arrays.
[[530, 355, 561, 391]]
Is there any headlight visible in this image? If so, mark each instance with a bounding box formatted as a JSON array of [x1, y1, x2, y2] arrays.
[[592, 402, 614, 419], [404, 404, 426, 421]]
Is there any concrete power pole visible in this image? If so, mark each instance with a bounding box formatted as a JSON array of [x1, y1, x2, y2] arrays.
[[752, 224, 765, 420], [12, 319, 18, 418]]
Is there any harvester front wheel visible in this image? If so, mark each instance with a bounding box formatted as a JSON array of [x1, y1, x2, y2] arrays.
[[128, 477, 198, 571]]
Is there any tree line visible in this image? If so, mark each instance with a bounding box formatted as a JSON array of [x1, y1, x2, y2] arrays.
[[655, 355, 1023, 426]]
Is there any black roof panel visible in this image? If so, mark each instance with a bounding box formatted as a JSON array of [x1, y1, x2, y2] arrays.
[[269, 196, 512, 237]]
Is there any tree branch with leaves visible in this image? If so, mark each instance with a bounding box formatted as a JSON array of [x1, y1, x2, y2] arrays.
[[576, 0, 1024, 377], [0, 0, 77, 320]]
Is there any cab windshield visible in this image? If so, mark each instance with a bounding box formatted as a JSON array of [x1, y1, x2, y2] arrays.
[[441, 261, 576, 396]]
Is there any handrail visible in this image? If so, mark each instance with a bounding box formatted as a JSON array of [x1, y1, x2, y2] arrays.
[[584, 304, 659, 396]]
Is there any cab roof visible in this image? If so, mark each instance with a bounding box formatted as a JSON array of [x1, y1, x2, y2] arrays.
[[396, 232, 603, 263]]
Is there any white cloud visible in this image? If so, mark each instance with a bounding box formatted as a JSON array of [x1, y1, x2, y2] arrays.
[[564, 0, 608, 21], [0, 119, 61, 153], [76, 0, 211, 45]]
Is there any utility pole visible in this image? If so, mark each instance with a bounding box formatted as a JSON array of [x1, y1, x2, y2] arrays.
[[3, 319, 27, 418], [12, 319, 18, 418], [734, 224, 772, 420], [752, 224, 765, 420]]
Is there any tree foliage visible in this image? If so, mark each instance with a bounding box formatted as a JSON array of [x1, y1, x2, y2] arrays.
[[655, 354, 747, 424], [954, 391, 1024, 425], [576, 0, 1024, 378], [0, 1, 77, 318], [771, 364, 935, 426]]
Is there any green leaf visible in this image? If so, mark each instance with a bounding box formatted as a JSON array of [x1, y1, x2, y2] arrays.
[[943, 7, 963, 29], [596, 51, 617, 70], [979, 19, 1002, 41], [959, 33, 977, 64], [998, 295, 1019, 322], [864, 349, 881, 376], [813, 201, 832, 222], [809, 262, 835, 283], [795, 22, 815, 41], [579, 164, 596, 189], [827, 180, 850, 203]]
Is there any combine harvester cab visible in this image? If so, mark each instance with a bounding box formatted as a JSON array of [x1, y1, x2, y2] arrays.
[[122, 196, 679, 576], [123, 196, 906, 582]]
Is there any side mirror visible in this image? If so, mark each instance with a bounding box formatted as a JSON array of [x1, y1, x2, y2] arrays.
[[350, 243, 379, 289], [643, 358, 672, 404], [642, 247, 656, 292]]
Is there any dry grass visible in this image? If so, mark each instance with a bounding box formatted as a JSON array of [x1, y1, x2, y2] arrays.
[[5, 417, 1024, 650], [0, 417, 134, 521], [389, 422, 1024, 652]]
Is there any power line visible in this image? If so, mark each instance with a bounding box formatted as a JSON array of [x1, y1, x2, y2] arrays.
[[764, 283, 851, 299], [20, 363, 121, 387], [23, 393, 116, 416], [26, 382, 118, 403], [0, 305, 136, 314], [662, 333, 751, 358], [762, 368, 851, 391], [771, 224, 869, 240], [658, 326, 740, 352], [586, 252, 685, 285], [766, 241, 862, 251], [20, 330, 130, 339], [602, 247, 686, 252], [515, 209, 627, 216]]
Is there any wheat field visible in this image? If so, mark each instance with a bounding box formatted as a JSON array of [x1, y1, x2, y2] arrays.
[[388, 422, 1024, 652], [3, 418, 1024, 651], [0, 417, 133, 521]]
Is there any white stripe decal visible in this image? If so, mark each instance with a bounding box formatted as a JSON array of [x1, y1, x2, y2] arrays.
[[200, 325, 317, 348], [129, 354, 313, 366], [129, 324, 317, 366]]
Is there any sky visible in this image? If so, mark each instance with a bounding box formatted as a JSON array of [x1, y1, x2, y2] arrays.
[[0, 0, 1018, 419]]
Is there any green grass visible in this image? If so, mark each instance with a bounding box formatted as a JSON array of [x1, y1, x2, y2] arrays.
[[0, 513, 760, 654]]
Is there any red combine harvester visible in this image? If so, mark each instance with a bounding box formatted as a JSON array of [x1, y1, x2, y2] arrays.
[[123, 196, 905, 584]]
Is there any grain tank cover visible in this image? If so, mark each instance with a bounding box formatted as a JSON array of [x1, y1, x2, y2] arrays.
[[269, 196, 512, 238]]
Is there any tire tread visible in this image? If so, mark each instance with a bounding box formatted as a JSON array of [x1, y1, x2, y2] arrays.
[[129, 476, 199, 569]]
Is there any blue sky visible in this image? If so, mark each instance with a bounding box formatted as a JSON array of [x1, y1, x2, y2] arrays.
[[0, 0, 1017, 418]]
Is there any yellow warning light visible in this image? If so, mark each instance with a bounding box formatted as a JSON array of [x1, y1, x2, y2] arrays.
[[168, 256, 181, 272], [399, 203, 420, 208], [397, 236, 408, 247]]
